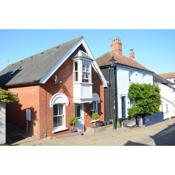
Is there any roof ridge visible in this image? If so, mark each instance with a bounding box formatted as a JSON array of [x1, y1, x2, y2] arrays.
[[96, 50, 153, 72], [6, 36, 83, 68]]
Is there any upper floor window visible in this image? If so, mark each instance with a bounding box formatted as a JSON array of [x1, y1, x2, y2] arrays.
[[82, 61, 91, 83], [129, 71, 134, 82], [74, 61, 78, 82]]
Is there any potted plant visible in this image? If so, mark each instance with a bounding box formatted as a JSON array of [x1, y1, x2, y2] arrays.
[[69, 115, 77, 133], [90, 113, 100, 128]]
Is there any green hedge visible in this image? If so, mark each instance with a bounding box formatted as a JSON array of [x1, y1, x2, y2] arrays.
[[0, 88, 19, 104]]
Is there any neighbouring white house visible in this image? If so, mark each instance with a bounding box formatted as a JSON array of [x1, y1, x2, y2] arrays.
[[0, 102, 6, 145], [159, 72, 175, 87], [96, 38, 154, 123], [154, 74, 175, 119]]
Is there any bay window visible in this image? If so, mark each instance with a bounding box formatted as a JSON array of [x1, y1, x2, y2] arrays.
[[74, 61, 78, 82], [82, 61, 91, 83], [73, 50, 93, 103]]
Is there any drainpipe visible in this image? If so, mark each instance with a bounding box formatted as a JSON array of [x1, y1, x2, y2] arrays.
[[110, 57, 118, 130]]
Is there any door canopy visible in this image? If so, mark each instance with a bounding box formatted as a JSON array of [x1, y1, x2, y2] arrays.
[[92, 93, 100, 103]]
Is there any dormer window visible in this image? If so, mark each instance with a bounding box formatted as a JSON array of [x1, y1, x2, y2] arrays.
[[82, 60, 91, 83]]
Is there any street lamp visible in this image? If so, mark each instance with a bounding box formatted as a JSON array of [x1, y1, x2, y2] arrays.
[[109, 57, 118, 130]]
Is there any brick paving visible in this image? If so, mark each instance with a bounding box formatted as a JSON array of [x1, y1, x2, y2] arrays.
[[11, 118, 175, 146]]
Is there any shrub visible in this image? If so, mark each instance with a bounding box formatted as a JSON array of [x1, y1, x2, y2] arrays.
[[0, 88, 19, 104], [69, 116, 77, 126], [91, 113, 100, 120], [128, 105, 141, 118], [128, 83, 161, 118]]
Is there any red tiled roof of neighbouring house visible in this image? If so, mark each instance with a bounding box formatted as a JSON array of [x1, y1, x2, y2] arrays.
[[159, 72, 175, 79], [96, 51, 152, 72]]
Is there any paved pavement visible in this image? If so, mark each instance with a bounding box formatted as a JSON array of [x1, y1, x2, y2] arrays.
[[11, 118, 175, 146]]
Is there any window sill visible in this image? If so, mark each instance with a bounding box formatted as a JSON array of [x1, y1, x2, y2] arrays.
[[52, 127, 68, 133]]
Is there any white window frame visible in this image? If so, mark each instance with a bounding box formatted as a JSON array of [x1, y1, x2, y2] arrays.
[[53, 103, 67, 133], [73, 61, 78, 82], [82, 60, 91, 83], [50, 93, 69, 133]]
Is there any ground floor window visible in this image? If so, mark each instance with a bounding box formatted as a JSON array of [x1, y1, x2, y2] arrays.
[[91, 101, 98, 114], [53, 104, 64, 128], [50, 93, 69, 132], [92, 93, 100, 114]]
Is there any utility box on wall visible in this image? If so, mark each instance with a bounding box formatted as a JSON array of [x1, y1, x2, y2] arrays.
[[0, 102, 6, 145]]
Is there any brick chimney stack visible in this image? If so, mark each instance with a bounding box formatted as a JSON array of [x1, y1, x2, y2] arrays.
[[111, 38, 122, 56], [129, 49, 135, 60]]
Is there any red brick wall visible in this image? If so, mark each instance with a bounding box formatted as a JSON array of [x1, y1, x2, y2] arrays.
[[39, 58, 75, 138], [6, 55, 105, 139], [39, 57, 105, 137], [7, 86, 41, 138]]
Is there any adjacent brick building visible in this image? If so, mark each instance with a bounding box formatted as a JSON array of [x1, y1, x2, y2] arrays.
[[0, 37, 107, 139]]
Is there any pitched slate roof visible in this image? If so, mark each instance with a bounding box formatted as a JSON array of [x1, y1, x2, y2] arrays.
[[159, 72, 175, 79], [0, 36, 83, 87], [96, 52, 152, 72]]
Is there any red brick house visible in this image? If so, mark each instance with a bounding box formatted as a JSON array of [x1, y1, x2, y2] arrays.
[[0, 36, 107, 139]]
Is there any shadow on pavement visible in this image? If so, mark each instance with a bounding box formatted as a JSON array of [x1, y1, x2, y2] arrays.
[[125, 123, 175, 146], [151, 124, 175, 146], [6, 122, 29, 145], [124, 141, 148, 146]]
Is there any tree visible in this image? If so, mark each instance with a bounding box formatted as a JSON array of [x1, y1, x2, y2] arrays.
[[0, 88, 19, 104], [128, 83, 161, 118]]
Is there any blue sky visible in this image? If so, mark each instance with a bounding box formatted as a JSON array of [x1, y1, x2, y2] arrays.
[[0, 29, 175, 73]]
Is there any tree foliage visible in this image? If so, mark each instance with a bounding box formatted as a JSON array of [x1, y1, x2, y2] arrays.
[[0, 88, 19, 104], [128, 83, 161, 118]]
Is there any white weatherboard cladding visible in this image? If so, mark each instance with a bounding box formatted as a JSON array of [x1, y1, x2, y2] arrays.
[[0, 103, 6, 144], [117, 65, 153, 119], [158, 83, 175, 119], [167, 78, 175, 87]]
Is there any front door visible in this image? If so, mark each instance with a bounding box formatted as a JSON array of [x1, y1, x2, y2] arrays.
[[121, 96, 126, 119], [75, 104, 84, 132]]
